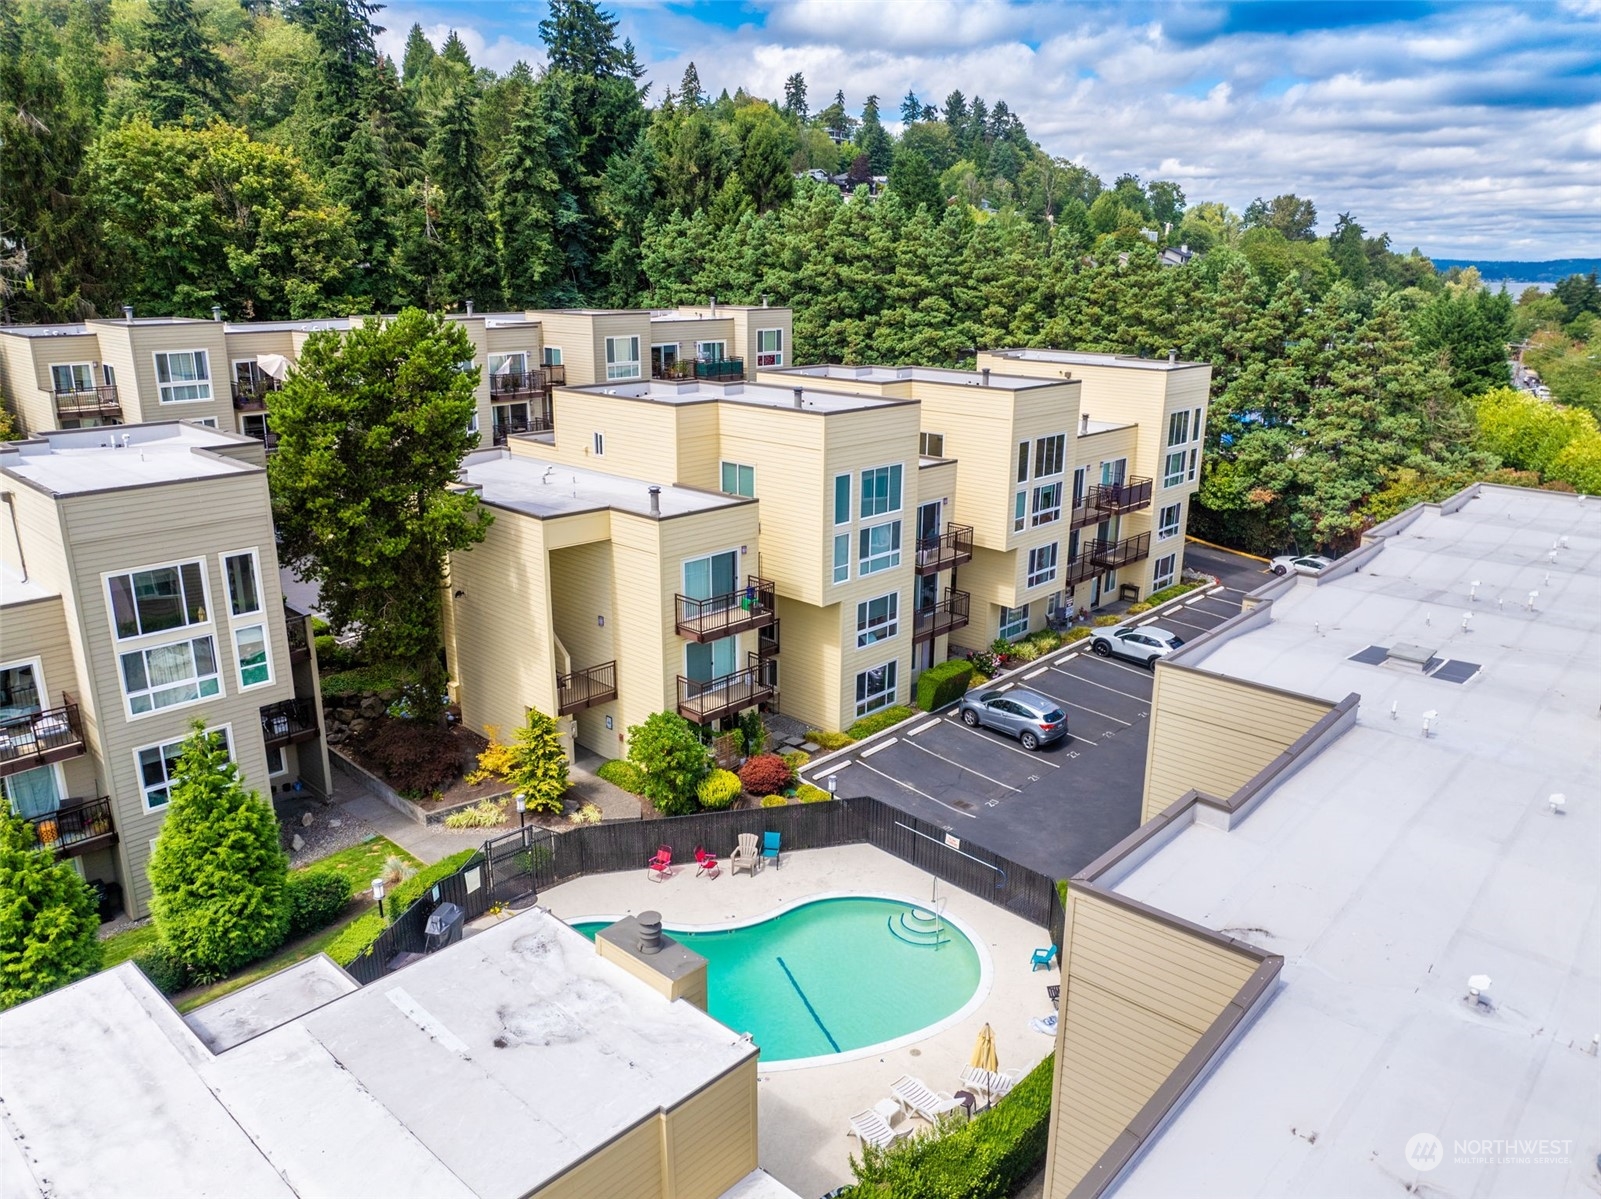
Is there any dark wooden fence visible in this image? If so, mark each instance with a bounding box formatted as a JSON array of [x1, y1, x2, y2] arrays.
[[345, 852, 491, 985]]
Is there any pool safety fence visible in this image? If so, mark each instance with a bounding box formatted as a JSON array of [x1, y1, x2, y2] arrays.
[[345, 852, 491, 986], [477, 796, 1066, 948]]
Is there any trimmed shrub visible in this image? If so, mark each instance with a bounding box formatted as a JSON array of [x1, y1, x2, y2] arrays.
[[596, 758, 646, 794], [1009, 639, 1043, 662], [1125, 601, 1153, 614], [363, 719, 461, 797], [1064, 626, 1092, 642], [780, 749, 811, 771], [807, 730, 854, 751], [285, 869, 354, 939], [442, 799, 508, 829], [797, 783, 833, 803], [0, 809, 103, 1009], [324, 850, 479, 966], [848, 1053, 1056, 1197], [915, 659, 975, 712], [846, 705, 915, 739], [1146, 581, 1203, 606], [569, 802, 603, 825], [760, 794, 790, 807], [697, 769, 743, 810], [1092, 613, 1121, 626], [627, 711, 712, 816], [134, 943, 191, 995], [738, 753, 793, 796]]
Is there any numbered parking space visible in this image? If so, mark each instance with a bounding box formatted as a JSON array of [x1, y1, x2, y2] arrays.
[[803, 582, 1250, 878]]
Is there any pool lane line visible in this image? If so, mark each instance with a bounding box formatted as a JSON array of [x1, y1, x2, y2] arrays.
[[776, 956, 841, 1053], [856, 757, 982, 816]]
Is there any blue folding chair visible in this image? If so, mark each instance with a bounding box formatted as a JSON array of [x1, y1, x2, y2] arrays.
[[762, 831, 782, 870], [1031, 945, 1059, 971]]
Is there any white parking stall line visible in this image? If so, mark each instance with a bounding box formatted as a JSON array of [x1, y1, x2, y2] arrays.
[[995, 682, 1014, 691], [902, 738, 1022, 791], [857, 759, 979, 819], [908, 719, 942, 736], [1024, 667, 1048, 680], [860, 738, 898, 758], [1078, 655, 1157, 679], [1049, 667, 1150, 703], [1158, 615, 1216, 634], [943, 717, 1062, 767], [1055, 698, 1133, 726]]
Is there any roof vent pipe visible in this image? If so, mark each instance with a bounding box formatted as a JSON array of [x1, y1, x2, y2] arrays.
[[122, 305, 134, 323], [211, 305, 222, 322], [1168, 348, 1177, 363], [981, 368, 991, 387], [637, 910, 663, 955], [1080, 412, 1090, 434], [648, 485, 661, 516], [761, 294, 770, 308], [792, 387, 803, 409], [465, 299, 474, 315], [710, 295, 717, 316]]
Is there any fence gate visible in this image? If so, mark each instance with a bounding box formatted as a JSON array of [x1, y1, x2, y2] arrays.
[[482, 825, 554, 908]]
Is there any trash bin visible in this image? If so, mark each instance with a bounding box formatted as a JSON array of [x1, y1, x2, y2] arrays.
[[423, 902, 465, 952]]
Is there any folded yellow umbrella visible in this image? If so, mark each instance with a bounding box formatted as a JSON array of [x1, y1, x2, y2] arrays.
[[970, 1022, 998, 1074]]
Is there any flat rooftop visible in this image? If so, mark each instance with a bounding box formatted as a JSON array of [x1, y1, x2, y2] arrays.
[[0, 908, 760, 1199], [0, 323, 91, 339], [573, 378, 905, 415], [224, 318, 351, 334], [773, 363, 1065, 392], [1102, 487, 1601, 1198], [987, 347, 1206, 371], [0, 561, 58, 606], [460, 448, 746, 519], [0, 422, 261, 496]]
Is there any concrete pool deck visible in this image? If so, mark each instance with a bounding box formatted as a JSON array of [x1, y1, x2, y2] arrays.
[[537, 843, 1057, 1197]]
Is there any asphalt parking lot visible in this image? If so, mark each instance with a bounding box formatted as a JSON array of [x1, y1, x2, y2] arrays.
[[804, 542, 1272, 879]]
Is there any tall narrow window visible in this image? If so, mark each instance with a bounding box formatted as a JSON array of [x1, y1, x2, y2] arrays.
[[1016, 442, 1030, 483], [833, 533, 850, 583], [833, 473, 851, 525], [234, 625, 271, 688], [1158, 503, 1182, 539], [224, 552, 261, 617]]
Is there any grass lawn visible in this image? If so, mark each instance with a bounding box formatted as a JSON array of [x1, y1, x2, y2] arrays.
[[295, 834, 420, 890], [99, 922, 160, 969], [172, 909, 367, 1014]]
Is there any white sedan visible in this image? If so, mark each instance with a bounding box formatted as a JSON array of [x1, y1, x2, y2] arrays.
[[1270, 554, 1334, 577], [1089, 624, 1184, 668]]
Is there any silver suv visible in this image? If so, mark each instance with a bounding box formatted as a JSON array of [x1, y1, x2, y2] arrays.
[[957, 687, 1069, 750], [1089, 624, 1184, 668]]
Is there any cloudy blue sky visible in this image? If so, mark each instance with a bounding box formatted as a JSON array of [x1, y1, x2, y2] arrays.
[[376, 1, 1601, 260]]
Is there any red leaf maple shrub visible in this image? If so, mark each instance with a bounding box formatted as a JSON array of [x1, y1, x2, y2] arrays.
[[737, 753, 793, 796], [363, 719, 461, 797]]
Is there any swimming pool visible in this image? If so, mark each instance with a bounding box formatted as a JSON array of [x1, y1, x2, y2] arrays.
[[570, 896, 984, 1065]]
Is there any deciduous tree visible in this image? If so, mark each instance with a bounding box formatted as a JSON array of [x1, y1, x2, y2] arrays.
[[626, 712, 710, 816]]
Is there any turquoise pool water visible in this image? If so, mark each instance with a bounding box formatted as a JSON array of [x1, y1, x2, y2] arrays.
[[571, 897, 982, 1062]]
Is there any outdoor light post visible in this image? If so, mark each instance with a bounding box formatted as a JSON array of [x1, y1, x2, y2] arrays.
[[371, 877, 386, 920], [517, 793, 527, 830]]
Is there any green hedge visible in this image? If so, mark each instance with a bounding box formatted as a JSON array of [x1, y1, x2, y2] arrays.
[[845, 705, 916, 739], [916, 659, 975, 712], [319, 661, 416, 697], [807, 730, 855, 751], [1145, 580, 1204, 606], [595, 759, 646, 794], [324, 849, 480, 966], [847, 1053, 1056, 1197], [285, 869, 354, 939], [796, 783, 833, 803]]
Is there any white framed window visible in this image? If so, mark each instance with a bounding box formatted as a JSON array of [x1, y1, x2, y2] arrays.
[[542, 346, 563, 366], [593, 432, 605, 456], [1031, 481, 1063, 527], [1013, 491, 1026, 533], [467, 412, 479, 436], [1, 762, 64, 822], [859, 464, 903, 518], [920, 431, 944, 458], [1016, 442, 1030, 483], [103, 363, 116, 387], [858, 520, 901, 575], [135, 726, 232, 812], [999, 604, 1029, 640], [191, 417, 218, 428], [1152, 553, 1177, 590], [854, 660, 898, 716], [266, 744, 287, 776], [696, 340, 726, 362], [1034, 434, 1066, 478], [1167, 409, 1191, 448], [720, 461, 755, 498], [120, 635, 222, 716], [50, 363, 96, 394], [1163, 450, 1186, 489], [856, 592, 899, 647], [223, 551, 262, 617], [1027, 544, 1058, 587], [604, 335, 641, 380], [833, 533, 850, 584], [1158, 502, 1182, 540], [154, 350, 212, 403], [107, 560, 210, 640], [1188, 447, 1199, 481], [834, 473, 851, 525], [488, 351, 528, 378], [233, 625, 271, 689], [756, 328, 784, 367], [1192, 407, 1204, 443]]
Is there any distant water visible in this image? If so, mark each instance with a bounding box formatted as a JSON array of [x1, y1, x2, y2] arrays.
[[1483, 280, 1552, 294]]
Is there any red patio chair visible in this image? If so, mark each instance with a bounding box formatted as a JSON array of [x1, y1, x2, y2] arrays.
[[647, 845, 673, 881], [694, 845, 720, 879]]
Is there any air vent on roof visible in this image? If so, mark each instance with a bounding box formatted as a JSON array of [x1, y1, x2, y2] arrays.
[[1348, 644, 1480, 684]]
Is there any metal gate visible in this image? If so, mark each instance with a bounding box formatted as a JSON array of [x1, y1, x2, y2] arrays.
[[482, 824, 554, 908]]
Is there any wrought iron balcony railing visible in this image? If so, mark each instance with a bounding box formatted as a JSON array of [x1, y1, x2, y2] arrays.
[[913, 589, 971, 643], [1090, 531, 1152, 570], [675, 577, 776, 642], [53, 386, 121, 421], [557, 661, 618, 715], [914, 524, 974, 575], [676, 666, 775, 725], [0, 700, 86, 778], [260, 698, 319, 747], [26, 796, 115, 857]]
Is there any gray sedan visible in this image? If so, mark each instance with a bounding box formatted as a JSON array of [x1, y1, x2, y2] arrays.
[[957, 687, 1069, 750]]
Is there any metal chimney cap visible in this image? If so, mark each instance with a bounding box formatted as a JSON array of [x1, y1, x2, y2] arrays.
[[792, 387, 804, 408], [465, 299, 474, 315], [637, 910, 663, 955], [211, 304, 222, 321], [122, 305, 134, 323]]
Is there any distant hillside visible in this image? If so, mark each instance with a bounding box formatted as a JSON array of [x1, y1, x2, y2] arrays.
[[1428, 258, 1601, 282]]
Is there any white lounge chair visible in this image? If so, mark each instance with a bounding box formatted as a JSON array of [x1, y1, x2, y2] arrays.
[[958, 1065, 1021, 1105], [847, 1108, 907, 1149], [730, 832, 760, 877], [889, 1075, 966, 1122]]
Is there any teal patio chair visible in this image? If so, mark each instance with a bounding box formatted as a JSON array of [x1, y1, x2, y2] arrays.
[[762, 831, 781, 869], [1031, 944, 1058, 971]]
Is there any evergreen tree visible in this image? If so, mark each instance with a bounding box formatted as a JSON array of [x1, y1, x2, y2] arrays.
[[857, 94, 893, 175], [147, 726, 290, 983], [680, 61, 704, 109], [427, 78, 499, 307], [596, 130, 661, 304], [401, 22, 435, 88], [942, 89, 967, 131], [496, 84, 571, 305], [329, 117, 397, 303], [735, 103, 795, 213], [782, 71, 808, 121], [284, 0, 382, 171], [899, 90, 921, 126], [0, 809, 103, 1010], [136, 0, 233, 125], [888, 148, 940, 214]]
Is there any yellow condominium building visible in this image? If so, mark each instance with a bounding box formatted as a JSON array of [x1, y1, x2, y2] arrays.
[[0, 423, 328, 921]]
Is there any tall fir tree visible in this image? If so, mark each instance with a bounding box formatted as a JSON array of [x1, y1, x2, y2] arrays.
[[285, 0, 383, 172], [496, 83, 573, 306], [330, 117, 397, 304], [136, 0, 232, 125], [427, 76, 499, 308], [401, 22, 436, 88], [782, 72, 808, 121]]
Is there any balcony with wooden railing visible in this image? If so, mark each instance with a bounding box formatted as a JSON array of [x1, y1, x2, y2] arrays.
[[677, 666, 775, 725], [1072, 477, 1154, 527], [53, 386, 121, 422], [913, 588, 971, 643], [26, 796, 116, 858], [558, 661, 618, 715], [260, 698, 320, 748], [675, 577, 776, 643], [653, 357, 745, 383], [1090, 531, 1152, 570], [232, 378, 281, 411], [913, 524, 974, 575], [0, 699, 86, 778]]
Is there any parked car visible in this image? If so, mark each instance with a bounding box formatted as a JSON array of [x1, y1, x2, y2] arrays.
[[1270, 553, 1335, 576], [1089, 624, 1184, 668], [957, 687, 1068, 750]]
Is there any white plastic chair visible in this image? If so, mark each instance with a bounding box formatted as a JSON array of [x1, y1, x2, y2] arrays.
[[847, 1108, 907, 1149], [889, 1075, 966, 1122]]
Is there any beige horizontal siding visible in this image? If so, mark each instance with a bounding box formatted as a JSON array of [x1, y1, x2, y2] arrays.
[[532, 1112, 663, 1199], [662, 1062, 760, 1198]]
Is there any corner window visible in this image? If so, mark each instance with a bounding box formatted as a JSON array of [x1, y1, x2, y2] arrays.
[[1031, 481, 1063, 526], [999, 604, 1029, 640], [136, 727, 231, 811], [919, 432, 945, 458], [1163, 450, 1186, 489], [233, 625, 271, 689], [154, 350, 212, 403], [1034, 434, 1066, 478], [1027, 544, 1058, 587], [108, 561, 209, 640], [223, 551, 262, 618], [120, 635, 222, 715], [1158, 503, 1182, 540], [833, 533, 850, 584], [858, 520, 901, 575], [604, 335, 641, 380], [1153, 553, 1177, 590], [854, 660, 898, 717], [856, 592, 900, 647], [720, 461, 755, 498], [833, 473, 851, 525], [859, 464, 903, 518], [756, 328, 784, 367]]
